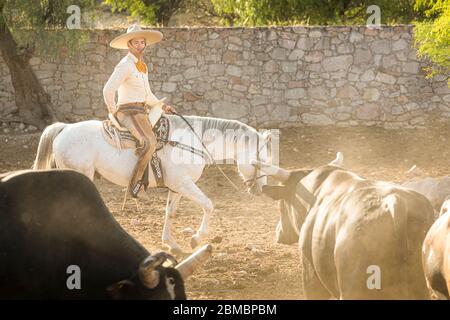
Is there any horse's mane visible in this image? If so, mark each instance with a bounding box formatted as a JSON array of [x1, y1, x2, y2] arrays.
[[166, 114, 259, 139]]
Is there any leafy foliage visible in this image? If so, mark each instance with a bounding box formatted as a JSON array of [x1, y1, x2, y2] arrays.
[[209, 0, 419, 26], [0, 0, 96, 59], [102, 0, 184, 26], [414, 0, 450, 85]]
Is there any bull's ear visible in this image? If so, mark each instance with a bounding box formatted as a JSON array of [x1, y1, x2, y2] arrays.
[[106, 280, 135, 300], [262, 185, 288, 200]]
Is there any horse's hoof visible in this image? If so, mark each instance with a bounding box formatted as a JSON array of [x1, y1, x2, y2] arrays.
[[190, 235, 200, 249]]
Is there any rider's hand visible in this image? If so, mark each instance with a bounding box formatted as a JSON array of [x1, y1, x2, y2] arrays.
[[162, 103, 177, 114]]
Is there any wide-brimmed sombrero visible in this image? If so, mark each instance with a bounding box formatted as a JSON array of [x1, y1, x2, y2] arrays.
[[109, 24, 163, 49]]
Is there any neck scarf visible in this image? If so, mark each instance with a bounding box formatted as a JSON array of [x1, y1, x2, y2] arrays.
[[135, 59, 147, 73]]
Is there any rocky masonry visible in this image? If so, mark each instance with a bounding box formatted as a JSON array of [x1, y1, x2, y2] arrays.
[[0, 25, 449, 129]]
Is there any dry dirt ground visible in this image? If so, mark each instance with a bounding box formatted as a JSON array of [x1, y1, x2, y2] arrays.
[[1, 125, 450, 299]]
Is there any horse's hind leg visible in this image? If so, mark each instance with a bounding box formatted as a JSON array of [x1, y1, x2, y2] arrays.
[[176, 177, 214, 249], [53, 147, 95, 181], [162, 191, 183, 255], [56, 159, 95, 181]]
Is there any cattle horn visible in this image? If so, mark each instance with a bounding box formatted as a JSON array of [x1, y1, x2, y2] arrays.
[[329, 152, 344, 167], [139, 253, 167, 289], [176, 244, 212, 280], [251, 160, 290, 182]]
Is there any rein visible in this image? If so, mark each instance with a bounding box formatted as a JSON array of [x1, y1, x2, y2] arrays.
[[173, 112, 241, 191]]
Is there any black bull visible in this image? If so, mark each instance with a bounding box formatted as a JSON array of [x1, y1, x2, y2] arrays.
[[0, 169, 211, 299], [258, 154, 434, 299]]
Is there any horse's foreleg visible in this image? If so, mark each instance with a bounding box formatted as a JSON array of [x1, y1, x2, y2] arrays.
[[162, 191, 183, 255], [177, 178, 214, 249]]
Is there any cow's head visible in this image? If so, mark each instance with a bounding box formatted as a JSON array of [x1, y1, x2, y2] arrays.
[[255, 152, 344, 244], [262, 169, 314, 244], [107, 244, 212, 300]]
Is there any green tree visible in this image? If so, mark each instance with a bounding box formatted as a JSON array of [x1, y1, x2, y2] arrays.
[[0, 0, 95, 128], [210, 0, 419, 26], [414, 0, 450, 86], [103, 0, 184, 26]]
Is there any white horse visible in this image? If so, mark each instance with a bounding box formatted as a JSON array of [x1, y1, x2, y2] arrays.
[[33, 114, 272, 254]]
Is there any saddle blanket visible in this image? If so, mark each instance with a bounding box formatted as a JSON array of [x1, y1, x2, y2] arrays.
[[101, 116, 170, 188], [102, 115, 170, 151]]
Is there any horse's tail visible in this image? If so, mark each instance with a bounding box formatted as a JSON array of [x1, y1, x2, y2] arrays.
[[33, 122, 68, 170]]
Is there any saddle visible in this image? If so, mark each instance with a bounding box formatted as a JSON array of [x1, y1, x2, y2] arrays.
[[101, 115, 170, 188]]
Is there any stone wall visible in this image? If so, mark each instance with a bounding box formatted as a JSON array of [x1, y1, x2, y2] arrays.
[[1, 26, 449, 129]]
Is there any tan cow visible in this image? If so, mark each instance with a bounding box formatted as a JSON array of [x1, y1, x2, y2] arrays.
[[422, 198, 450, 299], [255, 153, 434, 299], [402, 175, 450, 218]]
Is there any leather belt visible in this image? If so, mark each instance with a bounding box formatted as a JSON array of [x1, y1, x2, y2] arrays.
[[117, 102, 151, 114], [119, 102, 146, 108]]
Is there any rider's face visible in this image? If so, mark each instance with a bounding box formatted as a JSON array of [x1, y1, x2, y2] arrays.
[[128, 38, 146, 57]]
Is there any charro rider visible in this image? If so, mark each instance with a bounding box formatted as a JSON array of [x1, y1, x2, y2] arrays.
[[103, 24, 176, 198]]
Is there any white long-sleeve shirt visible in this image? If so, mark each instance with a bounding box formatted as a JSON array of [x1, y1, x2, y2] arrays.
[[103, 52, 160, 113]]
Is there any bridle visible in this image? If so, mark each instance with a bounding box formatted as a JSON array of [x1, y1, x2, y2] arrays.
[[176, 112, 269, 191], [244, 133, 269, 188]]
